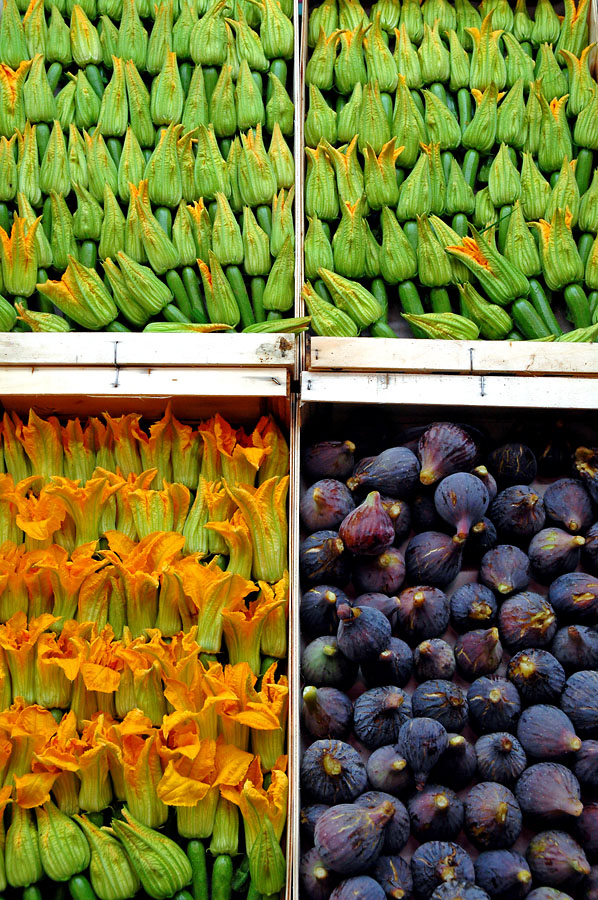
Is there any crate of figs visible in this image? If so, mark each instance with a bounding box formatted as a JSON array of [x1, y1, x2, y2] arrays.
[[298, 421, 598, 900]]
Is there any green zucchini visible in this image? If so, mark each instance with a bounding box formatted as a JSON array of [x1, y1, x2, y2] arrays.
[[226, 266, 256, 328], [143, 148, 153, 164], [42, 196, 52, 242], [231, 856, 250, 893], [36, 270, 54, 313], [36, 123, 51, 163], [452, 213, 469, 237], [251, 72, 263, 95], [155, 206, 172, 237], [187, 841, 209, 900], [403, 221, 418, 252], [396, 168, 405, 192], [203, 67, 219, 102], [371, 278, 389, 323], [47, 62, 63, 93], [106, 137, 122, 167], [173, 894, 194, 900], [399, 280, 426, 337], [381, 91, 393, 125], [497, 206, 512, 255], [0, 203, 10, 233], [576, 148, 594, 195], [180, 62, 193, 96], [589, 290, 598, 322], [510, 298, 552, 339], [163, 303, 192, 323], [441, 152, 453, 184], [266, 310, 283, 321], [23, 887, 42, 900], [462, 149, 480, 188], [314, 279, 332, 303], [269, 59, 288, 87], [445, 92, 457, 118], [457, 88, 472, 135], [410, 89, 424, 117], [246, 885, 262, 900], [578, 232, 594, 269], [564, 283, 592, 328], [79, 241, 97, 269], [105, 320, 132, 332], [430, 287, 452, 314], [521, 41, 533, 55], [211, 855, 233, 900], [85, 64, 105, 99], [505, 329, 524, 340], [550, 171, 560, 188], [251, 276, 267, 323], [256, 205, 272, 238], [477, 160, 491, 183], [429, 82, 448, 105], [165, 269, 193, 319], [68, 875, 98, 900], [528, 278, 562, 336], [220, 138, 232, 159], [181, 267, 209, 323], [370, 321, 398, 337]]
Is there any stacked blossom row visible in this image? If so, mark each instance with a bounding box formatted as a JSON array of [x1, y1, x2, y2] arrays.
[[0, 407, 290, 900]]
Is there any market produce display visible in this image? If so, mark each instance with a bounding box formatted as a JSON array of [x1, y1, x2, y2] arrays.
[[0, 0, 303, 333], [299, 420, 598, 898], [0, 406, 289, 899], [302, 0, 598, 341]]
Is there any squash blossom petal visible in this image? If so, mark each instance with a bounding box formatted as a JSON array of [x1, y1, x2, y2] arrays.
[[62, 418, 97, 484], [446, 225, 530, 305], [0, 612, 58, 706], [205, 513, 253, 581], [260, 571, 289, 660], [45, 475, 122, 546], [0, 476, 19, 546], [531, 208, 584, 291], [37, 256, 118, 330], [221, 588, 286, 675], [224, 476, 288, 584], [0, 215, 40, 298], [180, 559, 254, 653], [0, 61, 31, 138]]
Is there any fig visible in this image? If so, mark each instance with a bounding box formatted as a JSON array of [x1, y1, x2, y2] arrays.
[[577, 801, 598, 859], [355, 791, 410, 854], [487, 442, 537, 486], [414, 640, 456, 682], [405, 532, 464, 588], [464, 781, 522, 850], [371, 854, 413, 900], [528, 528, 586, 581], [431, 884, 491, 900], [330, 876, 386, 900], [475, 733, 527, 785], [301, 479, 357, 532], [301, 739, 368, 804], [412, 679, 468, 732], [507, 649, 566, 706], [336, 604, 392, 663], [526, 891, 575, 900], [300, 530, 351, 587], [347, 447, 421, 498], [560, 670, 598, 736], [339, 492, 396, 556], [450, 584, 497, 633], [535, 422, 572, 478], [582, 523, 598, 573], [454, 628, 503, 680], [408, 784, 465, 841], [301, 804, 329, 844], [430, 734, 477, 791], [305, 441, 356, 480], [489, 485, 546, 541], [314, 800, 396, 876], [412, 492, 448, 532], [472, 465, 498, 501], [353, 548, 406, 595], [366, 745, 414, 796], [526, 831, 590, 889], [516, 704, 581, 760], [396, 586, 451, 644], [515, 762, 583, 822], [584, 867, 598, 900], [574, 740, 598, 790], [467, 676, 521, 735], [418, 422, 479, 486], [551, 625, 598, 672], [302, 686, 354, 741], [548, 573, 598, 623], [466, 518, 498, 561], [498, 591, 557, 652], [302, 636, 359, 688], [411, 841, 475, 899], [301, 585, 345, 637], [300, 848, 339, 900], [474, 850, 532, 900], [574, 446, 598, 503], [349, 592, 401, 624], [396, 717, 449, 790], [543, 478, 593, 534], [381, 497, 411, 542], [361, 638, 414, 689], [479, 545, 531, 596], [353, 686, 412, 750], [434, 473, 489, 540]]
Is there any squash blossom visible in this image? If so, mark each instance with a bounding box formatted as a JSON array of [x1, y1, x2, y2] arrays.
[[225, 475, 289, 584], [0, 475, 19, 546], [0, 215, 40, 298], [532, 208, 584, 291], [221, 585, 286, 675], [128, 481, 191, 541], [205, 512, 253, 582], [446, 225, 530, 305], [8, 479, 66, 551], [180, 559, 255, 653], [250, 661, 288, 771], [0, 612, 57, 706], [260, 571, 289, 660], [36, 544, 106, 628], [206, 661, 280, 751], [0, 699, 58, 789]]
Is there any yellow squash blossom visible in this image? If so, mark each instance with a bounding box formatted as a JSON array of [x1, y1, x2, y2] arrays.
[[35, 543, 107, 627], [62, 418, 97, 483], [180, 559, 255, 653], [203, 480, 236, 555], [10, 477, 66, 549], [198, 418, 222, 482], [204, 511, 253, 581], [213, 414, 269, 486], [0, 215, 40, 298], [128, 480, 191, 540], [103, 711, 165, 828], [251, 663, 288, 772], [221, 585, 286, 675], [100, 709, 155, 803], [133, 405, 174, 486], [102, 413, 143, 476], [182, 474, 210, 557], [86, 418, 115, 472], [0, 542, 39, 623], [45, 475, 122, 547], [20, 411, 63, 482], [170, 409, 202, 490], [0, 612, 58, 705], [162, 657, 231, 742], [31, 710, 82, 815], [35, 620, 90, 709], [76, 569, 112, 631], [254, 416, 289, 484], [0, 700, 58, 788], [1, 413, 30, 483], [71, 625, 122, 728], [260, 572, 289, 660], [0, 61, 31, 137], [225, 476, 289, 583], [72, 716, 113, 813], [114, 638, 167, 725], [202, 662, 280, 752], [94, 467, 154, 540], [0, 475, 19, 546]]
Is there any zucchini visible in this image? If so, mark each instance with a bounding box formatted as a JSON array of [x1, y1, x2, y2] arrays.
[[441, 151, 453, 184], [181, 267, 209, 323], [430, 287, 452, 314], [251, 276, 267, 323], [576, 148, 594, 195], [370, 321, 398, 337], [36, 270, 54, 313], [589, 290, 598, 322], [187, 841, 209, 900], [497, 206, 512, 255], [0, 203, 10, 233], [203, 67, 219, 102], [510, 298, 552, 339], [173, 894, 194, 900], [105, 320, 132, 332], [477, 160, 491, 183], [79, 241, 97, 269], [396, 168, 405, 192], [68, 875, 98, 900], [550, 171, 560, 188], [247, 885, 262, 900], [42, 196, 52, 242], [226, 266, 256, 328], [371, 278, 389, 323], [314, 279, 333, 303], [165, 270, 193, 319], [143, 148, 153, 164], [36, 123, 51, 162], [452, 213, 469, 237], [220, 138, 232, 159], [457, 88, 472, 135], [528, 278, 562, 336], [507, 147, 518, 169], [252, 72, 263, 95], [445, 92, 457, 118], [256, 205, 272, 238], [85, 64, 105, 99], [462, 149, 480, 188], [564, 283, 592, 328], [269, 59, 288, 87], [180, 62, 193, 96], [163, 303, 192, 323], [381, 91, 393, 125], [211, 855, 233, 900], [399, 280, 426, 337], [266, 310, 282, 321], [155, 206, 172, 238], [231, 857, 250, 893], [106, 137, 122, 168], [23, 888, 42, 900], [506, 329, 524, 341], [410, 89, 424, 117], [578, 232, 594, 269], [429, 82, 448, 105], [403, 221, 418, 252], [521, 41, 533, 55], [47, 62, 63, 93]]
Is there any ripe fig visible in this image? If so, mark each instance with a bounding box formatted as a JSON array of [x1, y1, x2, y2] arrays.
[[551, 625, 598, 672], [526, 831, 590, 890], [396, 717, 449, 790], [353, 548, 406, 595], [355, 791, 410, 854], [366, 745, 414, 796], [336, 604, 392, 663], [543, 478, 593, 534], [535, 422, 572, 478], [487, 442, 537, 486], [467, 676, 521, 735], [434, 473, 489, 540], [347, 447, 420, 498], [454, 627, 503, 680], [574, 740, 598, 790], [412, 679, 468, 733], [489, 485, 546, 541], [305, 441, 356, 480], [381, 496, 412, 542], [526, 890, 575, 900], [302, 686, 354, 741], [414, 640, 456, 682], [577, 801, 598, 859], [431, 884, 491, 900], [349, 592, 401, 624], [418, 422, 479, 486], [474, 850, 532, 900], [515, 762, 583, 822], [301, 585, 345, 637], [412, 491, 449, 532], [560, 670, 598, 736], [475, 733, 527, 785], [301, 480, 357, 532], [472, 464, 498, 498], [339, 492, 396, 556], [405, 532, 464, 588], [582, 522, 598, 573], [548, 573, 598, 623], [584, 867, 598, 900], [330, 876, 386, 900], [507, 649, 566, 706], [396, 586, 451, 644], [301, 804, 329, 844], [361, 638, 414, 689], [450, 584, 497, 633], [408, 784, 465, 841], [300, 848, 339, 900], [302, 636, 359, 688], [479, 545, 531, 596], [528, 528, 586, 581], [466, 518, 498, 562], [430, 734, 477, 791], [411, 841, 475, 899], [353, 686, 412, 750], [498, 591, 557, 652], [464, 781, 522, 850], [371, 854, 413, 900], [314, 800, 396, 876], [301, 739, 368, 804], [300, 530, 351, 587], [574, 446, 598, 503], [516, 704, 581, 760]]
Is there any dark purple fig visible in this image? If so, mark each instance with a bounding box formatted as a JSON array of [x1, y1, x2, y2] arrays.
[[560, 670, 598, 736], [418, 422, 479, 486], [302, 686, 353, 741], [464, 782, 522, 850], [411, 841, 475, 899], [314, 800, 396, 875], [300, 848, 339, 900], [339, 492, 396, 557], [582, 523, 598, 573], [472, 465, 498, 501], [498, 591, 557, 652], [528, 528, 586, 581], [489, 485, 546, 541], [301, 740, 368, 804], [305, 441, 356, 480], [454, 627, 503, 680], [487, 442, 537, 486], [467, 676, 521, 735], [330, 876, 386, 900], [516, 704, 581, 759], [414, 640, 456, 682], [465, 518, 498, 561], [434, 473, 489, 540], [515, 762, 583, 822], [412, 492, 449, 532], [507, 649, 566, 706], [302, 636, 359, 688], [353, 548, 406, 595], [412, 679, 468, 732], [526, 890, 575, 900], [577, 802, 598, 859], [361, 638, 413, 689], [366, 745, 414, 796], [584, 867, 598, 900], [381, 497, 411, 542], [336, 604, 392, 663], [371, 854, 413, 900], [548, 573, 598, 623], [301, 480, 357, 532], [526, 831, 590, 889], [479, 545, 531, 596], [450, 584, 497, 633], [301, 804, 329, 844], [353, 456, 376, 477], [396, 717, 449, 790], [543, 478, 593, 534], [408, 784, 465, 841], [353, 687, 412, 750], [551, 625, 598, 672], [474, 850, 532, 900], [475, 733, 527, 785], [574, 446, 598, 504], [535, 421, 573, 478], [349, 592, 401, 624], [300, 531, 351, 587], [431, 884, 491, 900], [574, 740, 598, 789], [355, 791, 410, 854], [396, 586, 450, 644], [301, 585, 345, 637], [347, 447, 421, 498], [405, 532, 464, 588], [430, 734, 477, 791]]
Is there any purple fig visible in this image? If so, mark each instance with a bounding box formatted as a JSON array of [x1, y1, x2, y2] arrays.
[[536, 422, 572, 477], [434, 473, 489, 539], [412, 679, 468, 732], [300, 848, 339, 900], [466, 518, 498, 561], [347, 447, 420, 498], [526, 831, 590, 889], [396, 586, 450, 644], [305, 441, 356, 480], [430, 734, 477, 791], [366, 744, 414, 796], [372, 854, 413, 900], [450, 583, 497, 633], [339, 492, 396, 556], [528, 528, 585, 581], [487, 442, 537, 486], [582, 522, 598, 573], [418, 422, 479, 486], [302, 636, 359, 688], [475, 733, 527, 785], [301, 740, 368, 804], [479, 545, 531, 596], [411, 841, 475, 899], [464, 781, 522, 850], [414, 640, 456, 682], [408, 784, 465, 841], [396, 717, 449, 790], [574, 740, 598, 789], [454, 627, 503, 680], [381, 496, 411, 542], [314, 800, 396, 875], [412, 491, 449, 532], [560, 670, 598, 736], [301, 804, 329, 844], [515, 762, 583, 822], [353, 686, 412, 750], [489, 485, 546, 540], [548, 573, 598, 623], [361, 638, 413, 689], [543, 478, 593, 534], [472, 465, 498, 501], [577, 801, 598, 859], [527, 890, 575, 900], [507, 649, 566, 706], [355, 791, 410, 854], [431, 884, 491, 900], [336, 604, 392, 663], [474, 850, 532, 900], [574, 446, 598, 503], [300, 530, 351, 587], [301, 585, 345, 637], [301, 479, 356, 532], [353, 548, 406, 595], [551, 625, 598, 672], [498, 591, 557, 652], [347, 592, 401, 624], [405, 532, 464, 588], [330, 876, 386, 900], [302, 686, 353, 741], [467, 676, 521, 735], [584, 867, 598, 900]]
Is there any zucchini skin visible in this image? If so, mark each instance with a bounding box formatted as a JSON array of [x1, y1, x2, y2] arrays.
[[211, 855, 233, 900], [564, 283, 592, 329], [68, 875, 98, 900], [511, 298, 552, 339], [187, 841, 209, 900], [528, 279, 562, 336]]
